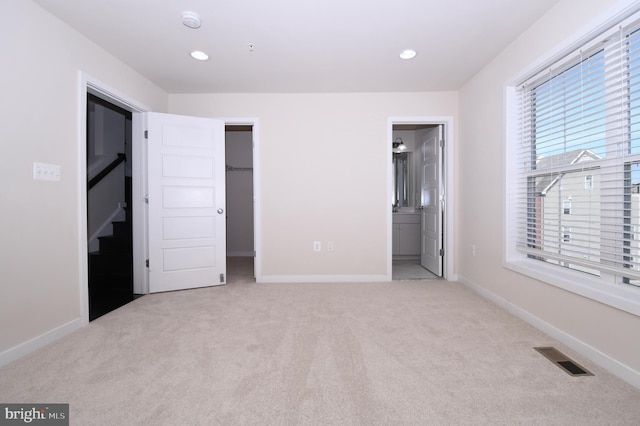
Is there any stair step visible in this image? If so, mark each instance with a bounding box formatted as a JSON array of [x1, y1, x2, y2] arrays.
[[88, 172, 134, 321], [89, 264, 132, 280], [89, 290, 134, 321], [89, 250, 132, 263], [89, 247, 134, 322], [88, 257, 133, 273], [90, 270, 133, 286], [112, 221, 132, 239], [98, 235, 132, 254]]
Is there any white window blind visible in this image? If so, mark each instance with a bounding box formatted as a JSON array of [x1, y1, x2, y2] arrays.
[[515, 16, 640, 287]]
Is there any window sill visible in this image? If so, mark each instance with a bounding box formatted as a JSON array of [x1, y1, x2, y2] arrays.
[[504, 257, 640, 318]]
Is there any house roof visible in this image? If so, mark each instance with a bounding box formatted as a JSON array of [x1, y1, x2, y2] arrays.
[[535, 149, 601, 195]]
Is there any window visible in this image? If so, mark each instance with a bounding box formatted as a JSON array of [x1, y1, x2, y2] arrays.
[[585, 175, 593, 189], [508, 10, 640, 312]]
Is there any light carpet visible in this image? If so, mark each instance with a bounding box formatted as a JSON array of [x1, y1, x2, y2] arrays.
[[1, 265, 639, 424]]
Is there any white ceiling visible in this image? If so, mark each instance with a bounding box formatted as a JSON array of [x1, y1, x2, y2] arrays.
[[33, 0, 559, 93]]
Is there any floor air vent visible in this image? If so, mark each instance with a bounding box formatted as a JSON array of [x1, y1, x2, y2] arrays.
[[534, 347, 594, 377]]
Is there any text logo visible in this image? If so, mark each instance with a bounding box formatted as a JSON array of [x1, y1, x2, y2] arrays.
[[0, 404, 68, 425]]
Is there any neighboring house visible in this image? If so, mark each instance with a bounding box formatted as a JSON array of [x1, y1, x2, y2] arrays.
[[532, 149, 602, 275], [532, 149, 640, 282]]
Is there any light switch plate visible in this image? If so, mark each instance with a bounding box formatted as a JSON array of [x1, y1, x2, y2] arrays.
[[33, 162, 61, 181]]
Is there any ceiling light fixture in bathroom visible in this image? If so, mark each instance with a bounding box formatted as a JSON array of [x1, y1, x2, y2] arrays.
[[393, 137, 407, 151], [182, 11, 201, 29], [399, 49, 417, 60]]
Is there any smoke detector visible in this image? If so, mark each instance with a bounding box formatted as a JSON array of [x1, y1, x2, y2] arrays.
[[182, 11, 201, 29]]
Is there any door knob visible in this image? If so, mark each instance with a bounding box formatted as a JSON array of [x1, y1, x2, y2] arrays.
[[217, 208, 224, 214]]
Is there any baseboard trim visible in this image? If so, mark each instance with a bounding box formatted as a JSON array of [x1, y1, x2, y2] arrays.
[[0, 318, 83, 368], [458, 275, 640, 390], [257, 275, 389, 283]]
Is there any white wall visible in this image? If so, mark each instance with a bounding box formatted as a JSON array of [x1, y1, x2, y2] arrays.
[[169, 93, 458, 280], [458, 0, 640, 378], [0, 1, 167, 360]]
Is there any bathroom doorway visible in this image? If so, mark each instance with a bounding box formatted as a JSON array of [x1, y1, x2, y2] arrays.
[[389, 118, 453, 281]]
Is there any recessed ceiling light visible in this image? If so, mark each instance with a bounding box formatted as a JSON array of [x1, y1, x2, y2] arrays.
[[190, 50, 209, 61], [399, 49, 417, 60], [182, 11, 201, 29]]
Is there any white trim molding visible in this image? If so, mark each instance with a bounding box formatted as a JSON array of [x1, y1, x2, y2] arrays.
[[459, 274, 640, 390], [258, 275, 388, 283], [222, 117, 261, 281], [78, 72, 151, 323], [0, 319, 82, 368], [387, 116, 456, 282]]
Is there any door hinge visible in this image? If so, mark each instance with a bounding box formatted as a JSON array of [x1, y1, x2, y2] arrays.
[[144, 130, 148, 139], [439, 248, 445, 256], [144, 194, 149, 204], [146, 259, 149, 267], [220, 273, 225, 283], [439, 139, 444, 148]]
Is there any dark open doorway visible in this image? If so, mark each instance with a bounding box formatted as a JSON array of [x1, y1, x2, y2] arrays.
[[225, 124, 256, 282], [87, 93, 135, 320]]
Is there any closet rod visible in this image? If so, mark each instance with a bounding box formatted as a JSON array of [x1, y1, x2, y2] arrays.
[[225, 164, 253, 172]]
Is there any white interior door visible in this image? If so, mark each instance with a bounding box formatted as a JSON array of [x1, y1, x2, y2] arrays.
[[147, 112, 226, 293], [420, 125, 443, 277]]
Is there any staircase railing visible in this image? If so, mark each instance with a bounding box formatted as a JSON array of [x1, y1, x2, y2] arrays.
[[88, 153, 126, 190]]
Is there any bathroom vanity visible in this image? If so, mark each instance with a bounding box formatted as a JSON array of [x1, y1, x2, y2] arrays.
[[392, 211, 421, 258]]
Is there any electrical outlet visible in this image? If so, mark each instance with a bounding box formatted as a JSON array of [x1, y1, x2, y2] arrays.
[[313, 241, 321, 252], [471, 244, 476, 256]]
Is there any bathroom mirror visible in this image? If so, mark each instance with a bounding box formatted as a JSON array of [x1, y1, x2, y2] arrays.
[[393, 152, 413, 208]]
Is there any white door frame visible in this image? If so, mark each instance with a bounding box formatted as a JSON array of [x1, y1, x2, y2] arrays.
[[78, 72, 150, 324], [79, 75, 263, 324], [141, 116, 261, 289], [387, 117, 455, 281], [223, 118, 262, 280]]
